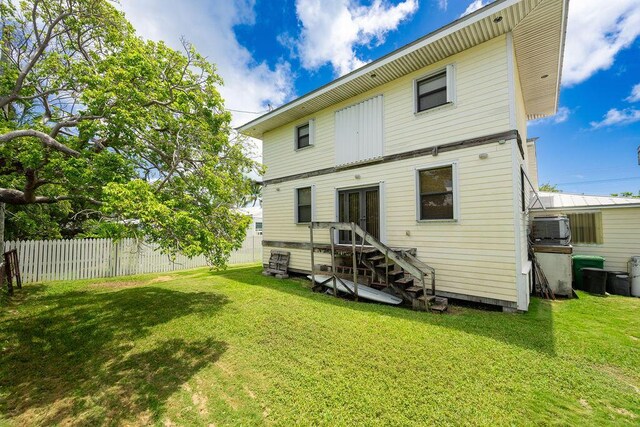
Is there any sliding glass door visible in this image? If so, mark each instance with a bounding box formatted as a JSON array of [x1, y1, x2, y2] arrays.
[[338, 187, 379, 244]]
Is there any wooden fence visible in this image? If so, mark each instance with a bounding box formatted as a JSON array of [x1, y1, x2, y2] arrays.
[[3, 234, 263, 283]]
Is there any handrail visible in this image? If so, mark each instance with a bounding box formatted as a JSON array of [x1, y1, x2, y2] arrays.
[[310, 221, 436, 296]]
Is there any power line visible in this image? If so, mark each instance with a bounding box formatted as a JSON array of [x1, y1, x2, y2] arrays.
[[227, 104, 274, 115], [226, 108, 268, 114], [556, 176, 640, 186]]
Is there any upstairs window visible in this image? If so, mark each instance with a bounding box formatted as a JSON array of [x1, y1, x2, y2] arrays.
[[296, 187, 313, 223], [417, 165, 456, 221], [415, 65, 455, 113], [296, 124, 310, 149], [295, 119, 315, 150]]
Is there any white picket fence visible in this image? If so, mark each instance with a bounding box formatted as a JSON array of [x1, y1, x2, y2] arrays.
[[4, 234, 263, 283]]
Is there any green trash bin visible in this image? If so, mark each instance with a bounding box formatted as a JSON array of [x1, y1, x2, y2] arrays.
[[572, 255, 605, 290]]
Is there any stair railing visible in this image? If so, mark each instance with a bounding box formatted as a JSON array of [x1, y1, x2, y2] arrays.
[[309, 222, 436, 300]]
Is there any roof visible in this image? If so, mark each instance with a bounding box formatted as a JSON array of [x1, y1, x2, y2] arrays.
[[531, 192, 640, 210], [238, 0, 569, 138]]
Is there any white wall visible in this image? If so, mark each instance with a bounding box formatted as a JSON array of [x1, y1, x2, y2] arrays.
[[263, 141, 520, 304], [532, 207, 640, 272], [263, 36, 511, 181]]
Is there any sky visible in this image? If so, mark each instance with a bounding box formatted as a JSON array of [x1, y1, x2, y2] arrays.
[[120, 0, 640, 196]]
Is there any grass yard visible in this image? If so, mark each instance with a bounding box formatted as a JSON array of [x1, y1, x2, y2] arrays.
[[0, 265, 639, 426]]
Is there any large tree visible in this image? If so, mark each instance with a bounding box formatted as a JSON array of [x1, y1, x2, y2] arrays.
[[0, 0, 258, 266]]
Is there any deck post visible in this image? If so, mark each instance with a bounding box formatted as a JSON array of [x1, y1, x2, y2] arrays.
[[431, 271, 436, 295], [351, 223, 358, 301], [385, 248, 389, 288], [309, 223, 315, 287], [329, 226, 337, 296]]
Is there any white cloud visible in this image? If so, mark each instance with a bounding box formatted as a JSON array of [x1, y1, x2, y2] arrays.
[[590, 108, 640, 128], [563, 0, 640, 86], [438, 0, 448, 11], [626, 83, 640, 102], [293, 0, 418, 76], [119, 0, 294, 129], [460, 0, 488, 17], [529, 106, 571, 126]]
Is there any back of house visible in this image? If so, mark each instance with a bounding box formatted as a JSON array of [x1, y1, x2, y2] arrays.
[[239, 0, 569, 311]]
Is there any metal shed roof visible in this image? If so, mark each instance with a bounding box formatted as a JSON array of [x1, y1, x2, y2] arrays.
[[531, 192, 640, 210], [238, 0, 569, 138]]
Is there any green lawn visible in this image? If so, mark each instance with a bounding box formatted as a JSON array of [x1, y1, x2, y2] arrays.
[[0, 265, 638, 426]]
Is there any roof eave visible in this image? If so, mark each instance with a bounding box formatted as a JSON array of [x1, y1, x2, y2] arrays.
[[236, 0, 524, 137]]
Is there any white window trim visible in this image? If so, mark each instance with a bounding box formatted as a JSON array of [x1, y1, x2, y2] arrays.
[[415, 161, 459, 223], [294, 118, 315, 151], [413, 64, 456, 116], [294, 184, 316, 224]]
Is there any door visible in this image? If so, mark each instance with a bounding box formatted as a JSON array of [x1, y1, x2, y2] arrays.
[[338, 187, 380, 244]]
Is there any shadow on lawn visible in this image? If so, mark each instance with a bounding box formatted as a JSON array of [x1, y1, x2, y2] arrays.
[[215, 266, 556, 356], [0, 286, 228, 425]]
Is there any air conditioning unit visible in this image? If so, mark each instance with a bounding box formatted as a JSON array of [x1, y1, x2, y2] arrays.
[[531, 216, 571, 246]]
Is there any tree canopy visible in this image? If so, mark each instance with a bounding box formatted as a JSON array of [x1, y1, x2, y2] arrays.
[[538, 182, 560, 193], [0, 0, 259, 266]]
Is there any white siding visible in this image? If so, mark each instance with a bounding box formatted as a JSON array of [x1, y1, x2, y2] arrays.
[[259, 34, 527, 307], [533, 207, 640, 272], [335, 95, 384, 166], [262, 142, 520, 303], [263, 36, 511, 181]]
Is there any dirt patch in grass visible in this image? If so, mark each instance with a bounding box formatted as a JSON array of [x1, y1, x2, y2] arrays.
[[149, 275, 175, 284], [88, 275, 175, 290], [88, 280, 145, 289]]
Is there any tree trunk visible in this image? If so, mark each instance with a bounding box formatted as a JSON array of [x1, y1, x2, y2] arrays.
[[0, 202, 4, 255]]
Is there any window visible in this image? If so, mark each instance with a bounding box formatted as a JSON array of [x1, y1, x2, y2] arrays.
[[296, 187, 312, 223], [255, 221, 263, 235], [296, 123, 310, 149], [416, 71, 447, 112], [567, 212, 603, 244], [417, 165, 455, 220]]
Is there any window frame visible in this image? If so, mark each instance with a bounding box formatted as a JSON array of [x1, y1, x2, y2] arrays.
[[415, 161, 459, 222], [294, 119, 315, 151], [294, 185, 315, 224], [413, 64, 456, 115]]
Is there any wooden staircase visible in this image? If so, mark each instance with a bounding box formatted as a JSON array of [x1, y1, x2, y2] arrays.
[[309, 222, 447, 312]]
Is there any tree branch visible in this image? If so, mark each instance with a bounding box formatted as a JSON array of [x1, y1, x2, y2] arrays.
[[0, 187, 103, 205], [0, 10, 72, 108], [0, 129, 80, 156]]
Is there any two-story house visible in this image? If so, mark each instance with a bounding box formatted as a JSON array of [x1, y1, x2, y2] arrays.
[[238, 0, 569, 311]]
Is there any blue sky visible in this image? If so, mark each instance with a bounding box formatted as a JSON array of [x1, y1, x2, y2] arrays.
[[121, 0, 640, 196]]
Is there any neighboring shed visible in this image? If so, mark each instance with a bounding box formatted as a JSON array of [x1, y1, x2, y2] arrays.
[[531, 192, 640, 271]]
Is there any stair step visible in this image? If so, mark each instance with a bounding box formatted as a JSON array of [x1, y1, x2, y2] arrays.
[[368, 255, 386, 262], [417, 295, 436, 303], [376, 262, 394, 269], [369, 282, 386, 290], [361, 247, 378, 254], [395, 277, 414, 285], [405, 286, 424, 293], [387, 269, 404, 276], [430, 303, 448, 313]]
